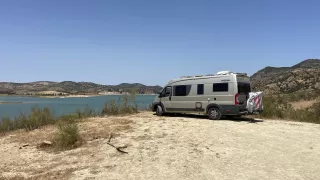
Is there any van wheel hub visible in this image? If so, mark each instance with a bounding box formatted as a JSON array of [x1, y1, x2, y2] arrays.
[[208, 107, 221, 120], [211, 110, 218, 118]]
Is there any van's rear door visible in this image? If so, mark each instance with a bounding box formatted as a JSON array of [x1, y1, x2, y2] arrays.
[[237, 82, 251, 105]]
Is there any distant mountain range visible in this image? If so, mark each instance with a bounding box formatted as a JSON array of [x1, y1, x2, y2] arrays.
[[1, 59, 319, 96], [251, 59, 320, 94], [0, 81, 163, 95]]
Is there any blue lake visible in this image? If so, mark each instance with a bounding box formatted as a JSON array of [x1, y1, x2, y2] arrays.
[[0, 95, 156, 119]]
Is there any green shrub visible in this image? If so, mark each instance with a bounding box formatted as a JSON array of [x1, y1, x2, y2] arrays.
[[260, 96, 286, 118], [25, 107, 54, 131], [101, 100, 119, 115], [59, 113, 79, 123], [16, 112, 30, 131], [120, 94, 138, 114], [0, 117, 12, 135], [101, 94, 138, 116], [0, 107, 55, 132], [54, 120, 82, 149], [76, 106, 98, 119]]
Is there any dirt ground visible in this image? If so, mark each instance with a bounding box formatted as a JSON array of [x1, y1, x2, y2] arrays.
[[1, 112, 320, 180]]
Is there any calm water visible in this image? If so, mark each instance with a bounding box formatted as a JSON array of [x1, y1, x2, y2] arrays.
[[0, 95, 156, 119]]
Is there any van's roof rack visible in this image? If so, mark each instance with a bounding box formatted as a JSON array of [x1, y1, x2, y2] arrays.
[[180, 76, 193, 79], [234, 72, 248, 76], [178, 71, 248, 79]]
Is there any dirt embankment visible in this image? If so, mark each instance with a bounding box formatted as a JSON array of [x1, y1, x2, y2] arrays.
[[1, 112, 320, 180]]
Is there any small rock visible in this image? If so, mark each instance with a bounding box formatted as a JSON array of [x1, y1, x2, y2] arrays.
[[91, 154, 94, 157], [216, 153, 220, 158], [43, 140, 53, 145], [22, 144, 29, 147], [19, 147, 22, 149], [39, 140, 53, 148], [310, 147, 314, 150], [92, 136, 100, 140]]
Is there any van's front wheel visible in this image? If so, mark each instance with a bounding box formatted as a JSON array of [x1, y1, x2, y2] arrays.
[[208, 107, 222, 120], [156, 105, 163, 116]]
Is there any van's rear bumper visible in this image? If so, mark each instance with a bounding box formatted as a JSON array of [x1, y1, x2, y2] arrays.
[[220, 105, 248, 115]]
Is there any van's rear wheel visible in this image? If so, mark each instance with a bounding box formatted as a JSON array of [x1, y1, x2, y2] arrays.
[[208, 107, 222, 120], [156, 105, 163, 116]]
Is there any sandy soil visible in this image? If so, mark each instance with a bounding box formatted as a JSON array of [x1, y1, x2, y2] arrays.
[[1, 112, 320, 180]]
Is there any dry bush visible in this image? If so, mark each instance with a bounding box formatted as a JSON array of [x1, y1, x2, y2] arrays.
[[54, 121, 82, 150]]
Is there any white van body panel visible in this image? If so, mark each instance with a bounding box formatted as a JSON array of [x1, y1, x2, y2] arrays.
[[152, 71, 251, 117]]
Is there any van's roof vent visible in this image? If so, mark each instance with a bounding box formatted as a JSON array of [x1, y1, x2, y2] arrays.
[[216, 71, 233, 75]]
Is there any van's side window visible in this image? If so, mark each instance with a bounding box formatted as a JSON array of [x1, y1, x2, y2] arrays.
[[213, 83, 228, 92], [174, 85, 191, 96], [197, 84, 204, 95], [160, 86, 172, 97], [164, 86, 172, 97]]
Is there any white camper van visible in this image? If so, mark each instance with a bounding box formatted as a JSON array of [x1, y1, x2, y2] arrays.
[[152, 71, 252, 120]]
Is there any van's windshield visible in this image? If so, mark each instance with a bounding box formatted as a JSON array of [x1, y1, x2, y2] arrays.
[[237, 82, 251, 94]]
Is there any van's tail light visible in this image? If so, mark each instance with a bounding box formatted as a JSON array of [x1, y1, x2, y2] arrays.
[[235, 93, 239, 105]]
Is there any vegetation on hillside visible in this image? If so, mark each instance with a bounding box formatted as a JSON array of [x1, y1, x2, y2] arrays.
[[251, 59, 320, 94], [260, 95, 320, 124], [252, 59, 320, 123]]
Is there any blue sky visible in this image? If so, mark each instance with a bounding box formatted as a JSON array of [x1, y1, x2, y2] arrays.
[[0, 0, 319, 86]]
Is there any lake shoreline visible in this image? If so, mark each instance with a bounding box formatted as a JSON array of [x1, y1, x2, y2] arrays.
[[0, 95, 156, 119], [0, 101, 24, 104], [0, 94, 157, 99]]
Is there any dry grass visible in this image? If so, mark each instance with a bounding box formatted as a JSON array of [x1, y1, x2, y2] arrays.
[[0, 115, 135, 180], [291, 99, 319, 110], [261, 96, 320, 123], [7, 117, 133, 147]]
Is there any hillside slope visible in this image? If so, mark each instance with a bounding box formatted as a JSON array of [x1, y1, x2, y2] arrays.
[[251, 59, 320, 94]]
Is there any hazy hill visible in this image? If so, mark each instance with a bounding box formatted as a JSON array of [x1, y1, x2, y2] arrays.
[[0, 81, 162, 95], [251, 59, 320, 94]]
